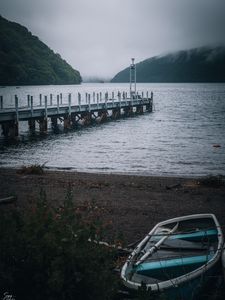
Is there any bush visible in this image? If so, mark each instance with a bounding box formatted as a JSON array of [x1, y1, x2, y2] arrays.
[[17, 164, 44, 175], [0, 188, 118, 300]]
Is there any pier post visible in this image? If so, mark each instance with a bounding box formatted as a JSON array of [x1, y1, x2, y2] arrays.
[[30, 96, 33, 117], [88, 94, 91, 111], [112, 92, 114, 99], [100, 92, 102, 102], [145, 91, 153, 112], [27, 95, 30, 107], [68, 93, 72, 116], [146, 91, 149, 99], [39, 94, 42, 106], [60, 93, 63, 105], [15, 95, 19, 125], [44, 96, 48, 118], [0, 96, 3, 109], [63, 94, 72, 130], [93, 92, 95, 103], [39, 96, 48, 133], [57, 95, 60, 114], [78, 93, 81, 110], [105, 92, 108, 109], [118, 92, 121, 108], [150, 91, 153, 111], [97, 94, 99, 109], [50, 94, 53, 106], [3, 95, 20, 138]]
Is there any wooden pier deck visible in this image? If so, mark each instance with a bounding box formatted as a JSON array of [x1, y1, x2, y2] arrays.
[[0, 91, 153, 138]]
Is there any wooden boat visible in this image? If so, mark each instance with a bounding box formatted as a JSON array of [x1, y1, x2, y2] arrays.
[[121, 214, 223, 300]]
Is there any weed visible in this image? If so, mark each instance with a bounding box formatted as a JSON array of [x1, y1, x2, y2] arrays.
[[17, 164, 45, 175]]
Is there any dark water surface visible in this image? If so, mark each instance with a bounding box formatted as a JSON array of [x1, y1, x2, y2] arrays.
[[0, 83, 225, 177]]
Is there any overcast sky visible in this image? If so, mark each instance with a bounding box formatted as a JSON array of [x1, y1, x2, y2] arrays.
[[1, 0, 225, 79]]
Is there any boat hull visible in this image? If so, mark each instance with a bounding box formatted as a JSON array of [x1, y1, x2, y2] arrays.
[[121, 214, 223, 300]]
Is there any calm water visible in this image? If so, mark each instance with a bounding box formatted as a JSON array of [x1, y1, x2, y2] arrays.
[[0, 83, 225, 177]]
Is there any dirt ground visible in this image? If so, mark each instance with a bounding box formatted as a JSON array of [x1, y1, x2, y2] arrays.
[[0, 168, 225, 244]]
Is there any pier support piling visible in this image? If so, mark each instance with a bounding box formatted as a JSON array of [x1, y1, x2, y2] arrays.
[[2, 120, 19, 138], [51, 116, 59, 132], [28, 119, 36, 133], [64, 115, 71, 130], [39, 118, 48, 133], [112, 108, 120, 119], [124, 106, 133, 117], [136, 105, 144, 114]]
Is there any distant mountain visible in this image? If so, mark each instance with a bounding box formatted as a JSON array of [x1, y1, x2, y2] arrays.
[[111, 46, 225, 83], [0, 15, 82, 85]]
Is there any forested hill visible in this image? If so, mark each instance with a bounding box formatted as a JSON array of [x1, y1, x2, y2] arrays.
[[0, 16, 82, 85], [111, 46, 225, 83]]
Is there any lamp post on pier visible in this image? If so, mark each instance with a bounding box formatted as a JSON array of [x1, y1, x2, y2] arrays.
[[129, 58, 136, 99]]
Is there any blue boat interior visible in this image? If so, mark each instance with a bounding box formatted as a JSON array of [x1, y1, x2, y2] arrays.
[[126, 217, 219, 284]]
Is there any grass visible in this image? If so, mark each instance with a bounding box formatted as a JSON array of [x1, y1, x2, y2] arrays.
[[17, 164, 45, 175]]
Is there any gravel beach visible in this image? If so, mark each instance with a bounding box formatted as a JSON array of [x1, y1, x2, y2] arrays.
[[0, 168, 225, 244]]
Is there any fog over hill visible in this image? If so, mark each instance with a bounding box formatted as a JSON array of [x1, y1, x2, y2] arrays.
[[111, 46, 225, 83]]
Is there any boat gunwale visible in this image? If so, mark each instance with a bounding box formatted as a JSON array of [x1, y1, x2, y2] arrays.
[[121, 213, 224, 292]]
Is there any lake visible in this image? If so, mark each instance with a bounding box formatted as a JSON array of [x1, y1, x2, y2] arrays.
[[0, 83, 225, 177]]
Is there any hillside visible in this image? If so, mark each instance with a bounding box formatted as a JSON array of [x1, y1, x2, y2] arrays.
[[111, 46, 225, 83], [0, 15, 82, 85]]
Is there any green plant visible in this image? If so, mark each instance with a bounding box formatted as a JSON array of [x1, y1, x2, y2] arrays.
[[0, 188, 118, 300], [17, 164, 45, 175]]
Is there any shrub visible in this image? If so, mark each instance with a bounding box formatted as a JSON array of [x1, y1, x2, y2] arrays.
[[17, 164, 44, 175], [0, 188, 118, 300]]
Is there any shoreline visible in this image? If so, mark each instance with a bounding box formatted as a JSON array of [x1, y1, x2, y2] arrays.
[[0, 164, 217, 179], [0, 167, 225, 243]]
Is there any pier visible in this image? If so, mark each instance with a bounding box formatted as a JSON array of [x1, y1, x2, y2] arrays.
[[0, 91, 153, 138]]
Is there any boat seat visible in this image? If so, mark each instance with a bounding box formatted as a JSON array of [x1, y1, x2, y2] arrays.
[[136, 253, 214, 280], [161, 239, 209, 250], [145, 249, 211, 262]]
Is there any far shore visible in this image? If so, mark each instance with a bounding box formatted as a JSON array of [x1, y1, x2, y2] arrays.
[[0, 167, 225, 243]]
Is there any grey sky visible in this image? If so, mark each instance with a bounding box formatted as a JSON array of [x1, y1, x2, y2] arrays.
[[1, 0, 225, 78]]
